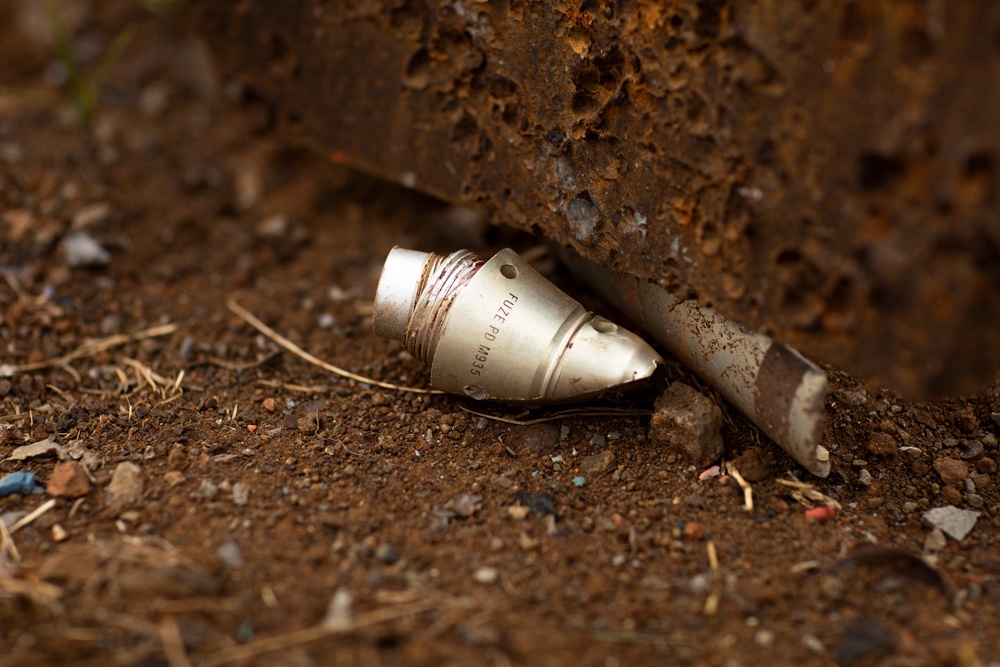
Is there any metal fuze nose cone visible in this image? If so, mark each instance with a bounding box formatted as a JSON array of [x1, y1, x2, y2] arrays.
[[372, 247, 663, 403], [546, 315, 663, 401]]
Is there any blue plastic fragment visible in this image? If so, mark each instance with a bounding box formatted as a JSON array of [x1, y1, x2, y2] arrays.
[[0, 472, 36, 497], [572, 476, 585, 487]]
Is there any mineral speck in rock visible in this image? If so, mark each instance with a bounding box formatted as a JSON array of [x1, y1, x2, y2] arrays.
[[648, 382, 724, 466], [921, 505, 980, 542], [565, 197, 600, 241]]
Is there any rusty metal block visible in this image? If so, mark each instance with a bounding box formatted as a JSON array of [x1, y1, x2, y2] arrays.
[[190, 0, 1000, 398]]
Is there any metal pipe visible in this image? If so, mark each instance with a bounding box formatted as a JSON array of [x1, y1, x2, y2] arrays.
[[562, 253, 830, 477]]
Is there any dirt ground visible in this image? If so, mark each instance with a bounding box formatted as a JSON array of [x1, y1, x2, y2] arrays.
[[1, 3, 999, 666]]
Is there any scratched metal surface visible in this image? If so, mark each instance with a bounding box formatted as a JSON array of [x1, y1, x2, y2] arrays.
[[190, 0, 1000, 398]]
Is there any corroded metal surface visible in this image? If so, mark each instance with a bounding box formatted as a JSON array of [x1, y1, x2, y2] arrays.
[[191, 1, 1000, 397]]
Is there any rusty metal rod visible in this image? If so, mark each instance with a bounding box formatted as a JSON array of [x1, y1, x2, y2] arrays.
[[563, 253, 830, 477]]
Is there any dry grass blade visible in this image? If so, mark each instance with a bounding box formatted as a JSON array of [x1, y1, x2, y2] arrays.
[[0, 517, 20, 562], [776, 477, 842, 509], [227, 297, 443, 395], [10, 499, 57, 533], [724, 462, 754, 512], [256, 379, 326, 394], [0, 323, 178, 376], [198, 600, 439, 667], [460, 405, 650, 425], [158, 616, 192, 667]]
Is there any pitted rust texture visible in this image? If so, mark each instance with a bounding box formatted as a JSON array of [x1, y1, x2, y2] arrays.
[[191, 0, 1000, 398]]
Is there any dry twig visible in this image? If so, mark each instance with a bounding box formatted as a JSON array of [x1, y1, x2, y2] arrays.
[[227, 297, 442, 395], [10, 499, 57, 533], [0, 323, 178, 376], [776, 477, 842, 509], [158, 616, 192, 667], [0, 517, 20, 562], [724, 462, 754, 512], [460, 405, 650, 425], [199, 600, 439, 667], [256, 379, 326, 394]]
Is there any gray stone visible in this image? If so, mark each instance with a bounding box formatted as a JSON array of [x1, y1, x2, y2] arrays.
[[959, 439, 984, 460], [8, 438, 66, 462], [445, 493, 482, 518], [232, 482, 250, 506], [375, 543, 400, 564], [840, 389, 868, 406], [648, 382, 724, 466], [105, 462, 143, 507], [923, 527, 948, 555], [323, 588, 354, 629], [578, 450, 616, 477], [62, 232, 111, 267], [921, 505, 980, 542], [216, 541, 244, 569]]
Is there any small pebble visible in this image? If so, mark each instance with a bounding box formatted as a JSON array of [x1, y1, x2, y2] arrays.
[[473, 566, 499, 585], [164, 471, 185, 487], [232, 482, 250, 506], [447, 493, 482, 518], [922, 505, 980, 542], [578, 450, 616, 476], [648, 382, 724, 466], [754, 629, 776, 648], [375, 543, 400, 564], [216, 540, 245, 569], [866, 433, 898, 458], [802, 633, 825, 654], [923, 528, 947, 554], [105, 462, 143, 507], [9, 438, 65, 462], [933, 457, 969, 486], [46, 461, 91, 498], [62, 232, 111, 267], [323, 588, 353, 628], [840, 389, 868, 406], [959, 440, 984, 461], [856, 469, 872, 487]]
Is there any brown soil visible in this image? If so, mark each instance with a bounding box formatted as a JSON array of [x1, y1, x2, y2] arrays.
[[1, 4, 998, 666]]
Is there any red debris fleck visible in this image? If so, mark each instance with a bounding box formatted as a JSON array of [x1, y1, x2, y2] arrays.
[[698, 465, 721, 481], [805, 506, 836, 522], [247, 424, 257, 433], [683, 522, 705, 540]]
